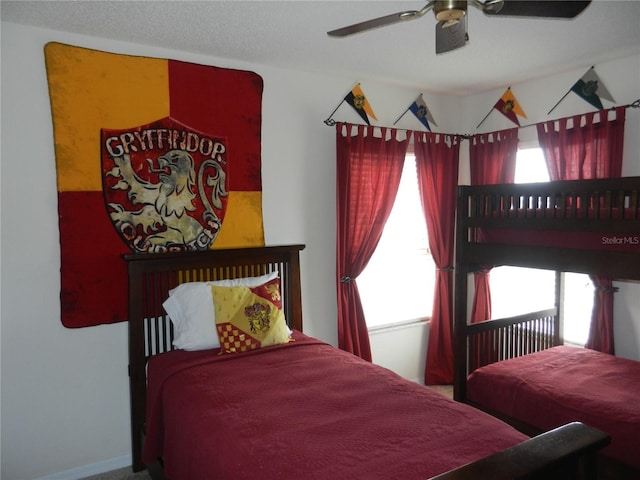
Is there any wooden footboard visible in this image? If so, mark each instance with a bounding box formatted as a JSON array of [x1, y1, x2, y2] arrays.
[[428, 422, 609, 480]]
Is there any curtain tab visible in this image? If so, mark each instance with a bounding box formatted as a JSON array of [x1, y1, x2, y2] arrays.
[[596, 285, 619, 293]]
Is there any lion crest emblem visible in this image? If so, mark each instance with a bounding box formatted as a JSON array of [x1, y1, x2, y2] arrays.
[[244, 302, 272, 334], [101, 118, 228, 253]]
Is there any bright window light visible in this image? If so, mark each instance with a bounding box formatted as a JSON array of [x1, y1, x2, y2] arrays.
[[357, 155, 435, 329]]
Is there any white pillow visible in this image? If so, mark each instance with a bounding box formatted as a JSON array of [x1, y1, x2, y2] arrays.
[[163, 271, 279, 351]]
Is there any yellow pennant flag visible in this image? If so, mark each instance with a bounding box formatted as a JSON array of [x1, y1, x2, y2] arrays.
[[344, 84, 378, 125]]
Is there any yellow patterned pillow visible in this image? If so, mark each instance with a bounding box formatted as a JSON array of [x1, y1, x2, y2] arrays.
[[211, 277, 291, 354]]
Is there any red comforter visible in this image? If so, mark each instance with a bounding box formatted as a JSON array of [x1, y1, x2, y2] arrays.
[[143, 331, 527, 479], [467, 345, 640, 469]]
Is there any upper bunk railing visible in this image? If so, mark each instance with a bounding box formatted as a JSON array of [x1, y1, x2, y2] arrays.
[[459, 176, 640, 232], [454, 177, 640, 279]]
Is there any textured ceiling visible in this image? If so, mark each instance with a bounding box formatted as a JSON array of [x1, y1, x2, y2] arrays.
[[2, 0, 640, 95]]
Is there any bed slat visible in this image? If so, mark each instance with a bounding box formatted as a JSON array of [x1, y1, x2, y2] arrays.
[[465, 309, 558, 372]]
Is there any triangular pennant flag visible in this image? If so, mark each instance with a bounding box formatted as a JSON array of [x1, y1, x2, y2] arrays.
[[570, 67, 615, 110], [493, 88, 527, 126], [409, 94, 437, 131], [344, 84, 377, 125]]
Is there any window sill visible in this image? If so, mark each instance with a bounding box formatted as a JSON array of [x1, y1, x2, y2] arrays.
[[368, 318, 429, 334]]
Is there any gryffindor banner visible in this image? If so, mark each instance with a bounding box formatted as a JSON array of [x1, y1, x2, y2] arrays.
[[45, 42, 265, 328]]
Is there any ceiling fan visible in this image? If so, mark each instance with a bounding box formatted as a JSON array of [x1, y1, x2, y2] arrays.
[[327, 1, 591, 54]]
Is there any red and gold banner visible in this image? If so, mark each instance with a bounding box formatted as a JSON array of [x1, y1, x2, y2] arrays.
[[45, 43, 265, 328]]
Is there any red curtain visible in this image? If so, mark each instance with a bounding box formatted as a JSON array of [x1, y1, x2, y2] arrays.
[[335, 123, 409, 360], [415, 132, 460, 385], [471, 270, 492, 323], [469, 128, 519, 323], [586, 277, 618, 354], [537, 107, 625, 181], [537, 107, 626, 354]]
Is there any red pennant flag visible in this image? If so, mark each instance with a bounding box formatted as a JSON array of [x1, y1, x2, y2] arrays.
[[493, 88, 527, 126]]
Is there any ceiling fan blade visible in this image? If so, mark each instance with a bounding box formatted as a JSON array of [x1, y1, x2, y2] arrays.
[[482, 1, 591, 18], [435, 17, 468, 54], [327, 2, 434, 37]]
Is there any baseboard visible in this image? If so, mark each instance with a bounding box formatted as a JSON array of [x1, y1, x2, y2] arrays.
[[33, 454, 132, 480]]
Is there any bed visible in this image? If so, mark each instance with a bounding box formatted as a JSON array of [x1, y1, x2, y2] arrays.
[[453, 176, 640, 476], [126, 244, 609, 479]]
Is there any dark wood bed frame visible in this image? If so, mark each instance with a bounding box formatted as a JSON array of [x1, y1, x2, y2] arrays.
[[125, 244, 305, 474], [126, 243, 610, 479], [453, 176, 640, 476]]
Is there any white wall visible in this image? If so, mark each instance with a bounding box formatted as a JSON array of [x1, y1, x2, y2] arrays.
[[370, 322, 429, 384], [1, 21, 639, 480]]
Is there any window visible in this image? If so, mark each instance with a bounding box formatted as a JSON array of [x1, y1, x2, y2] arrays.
[[357, 154, 435, 329], [561, 272, 594, 345], [489, 147, 593, 345]]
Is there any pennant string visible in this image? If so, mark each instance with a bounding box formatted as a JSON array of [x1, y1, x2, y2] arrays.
[[516, 98, 639, 131], [475, 107, 495, 130], [324, 100, 344, 126], [393, 106, 412, 125], [476, 87, 508, 129], [324, 89, 639, 138], [546, 90, 573, 115], [325, 83, 362, 126], [547, 66, 600, 115]]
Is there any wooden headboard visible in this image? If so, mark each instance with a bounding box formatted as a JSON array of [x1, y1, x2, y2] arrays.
[[124, 244, 305, 471]]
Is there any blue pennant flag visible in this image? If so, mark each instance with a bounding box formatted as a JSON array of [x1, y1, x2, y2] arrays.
[[409, 95, 437, 131]]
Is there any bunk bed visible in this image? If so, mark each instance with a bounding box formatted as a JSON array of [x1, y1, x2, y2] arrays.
[[126, 244, 609, 480], [453, 176, 640, 477]]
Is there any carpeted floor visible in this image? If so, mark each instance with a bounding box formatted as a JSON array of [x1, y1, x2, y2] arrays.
[[427, 384, 454, 398], [80, 467, 151, 480]]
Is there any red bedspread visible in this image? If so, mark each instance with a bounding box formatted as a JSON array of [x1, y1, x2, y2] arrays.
[[143, 332, 527, 479], [467, 345, 640, 469]]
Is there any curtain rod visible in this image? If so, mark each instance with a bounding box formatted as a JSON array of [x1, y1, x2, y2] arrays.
[[325, 98, 640, 140]]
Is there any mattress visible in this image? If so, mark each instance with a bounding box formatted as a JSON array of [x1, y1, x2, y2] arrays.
[[143, 331, 528, 479], [466, 345, 640, 468]]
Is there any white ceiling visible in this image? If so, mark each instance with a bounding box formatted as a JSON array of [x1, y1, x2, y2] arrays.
[[2, 0, 640, 95]]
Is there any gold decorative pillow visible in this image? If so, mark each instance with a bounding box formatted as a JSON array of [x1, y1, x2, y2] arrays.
[[211, 277, 290, 354]]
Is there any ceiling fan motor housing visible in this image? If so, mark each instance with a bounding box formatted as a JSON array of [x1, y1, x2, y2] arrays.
[[434, 0, 468, 22]]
